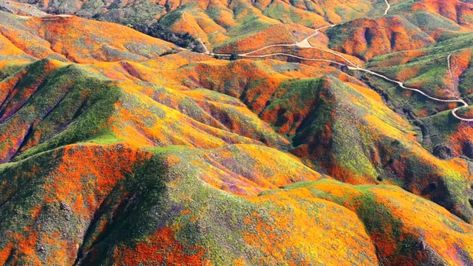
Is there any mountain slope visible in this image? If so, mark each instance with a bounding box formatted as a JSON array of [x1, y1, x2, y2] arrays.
[[0, 2, 473, 265]]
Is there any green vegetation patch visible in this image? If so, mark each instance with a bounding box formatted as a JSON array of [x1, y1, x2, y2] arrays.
[[14, 63, 121, 160]]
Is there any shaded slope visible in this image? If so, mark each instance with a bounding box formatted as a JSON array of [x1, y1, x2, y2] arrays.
[[276, 179, 473, 266]]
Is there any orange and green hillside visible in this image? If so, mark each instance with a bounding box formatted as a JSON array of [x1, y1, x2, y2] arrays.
[[0, 0, 473, 265]]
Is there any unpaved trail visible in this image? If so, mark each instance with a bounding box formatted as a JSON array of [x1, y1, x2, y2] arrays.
[[199, 5, 472, 122], [240, 49, 473, 121], [384, 0, 391, 16], [238, 25, 333, 56]]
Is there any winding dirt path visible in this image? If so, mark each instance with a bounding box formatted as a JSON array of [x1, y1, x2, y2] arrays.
[[348, 64, 473, 122], [239, 49, 473, 122], [226, 25, 334, 57], [199, 0, 472, 122], [384, 0, 391, 16]]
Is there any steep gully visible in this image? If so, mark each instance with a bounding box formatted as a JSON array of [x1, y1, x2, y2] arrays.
[[200, 0, 472, 122]]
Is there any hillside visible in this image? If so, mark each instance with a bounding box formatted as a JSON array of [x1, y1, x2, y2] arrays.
[[0, 0, 473, 265]]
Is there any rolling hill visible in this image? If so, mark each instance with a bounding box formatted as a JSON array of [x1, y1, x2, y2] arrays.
[[0, 0, 473, 265]]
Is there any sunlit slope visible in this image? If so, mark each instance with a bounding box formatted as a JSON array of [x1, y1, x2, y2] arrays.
[[368, 34, 473, 104], [0, 59, 294, 163], [167, 56, 473, 222], [1, 12, 472, 223], [0, 11, 176, 64], [327, 0, 473, 60], [362, 33, 473, 163], [1, 146, 472, 265], [0, 8, 473, 266], [156, 0, 383, 50], [91, 48, 473, 223], [274, 179, 473, 266], [4, 0, 472, 54], [6, 0, 382, 50]]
